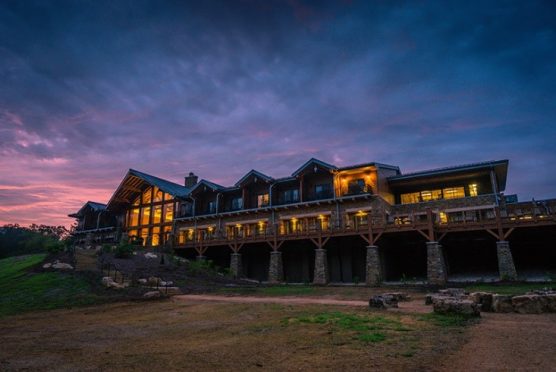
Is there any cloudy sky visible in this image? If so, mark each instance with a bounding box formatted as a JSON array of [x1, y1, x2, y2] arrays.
[[1, 0, 555, 227]]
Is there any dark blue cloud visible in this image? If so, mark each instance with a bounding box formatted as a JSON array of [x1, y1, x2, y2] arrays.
[[0, 0, 555, 225]]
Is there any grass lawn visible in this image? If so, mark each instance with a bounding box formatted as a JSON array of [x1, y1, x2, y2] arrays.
[[464, 282, 553, 296], [0, 254, 105, 317]]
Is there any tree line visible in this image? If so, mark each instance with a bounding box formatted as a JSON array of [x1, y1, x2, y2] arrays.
[[0, 224, 72, 259]]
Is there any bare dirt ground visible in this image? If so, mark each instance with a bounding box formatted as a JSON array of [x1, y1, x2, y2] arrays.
[[175, 294, 432, 313], [0, 299, 463, 371], [1, 294, 555, 371], [437, 312, 556, 371]]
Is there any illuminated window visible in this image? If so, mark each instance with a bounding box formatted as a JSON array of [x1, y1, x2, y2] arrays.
[[421, 190, 442, 202], [439, 212, 448, 224], [141, 207, 151, 225], [132, 196, 140, 206], [257, 221, 266, 234], [129, 208, 140, 226], [142, 187, 152, 204], [401, 192, 420, 204], [164, 192, 173, 201], [140, 229, 148, 246], [469, 184, 478, 197], [443, 187, 465, 199], [163, 203, 174, 222], [257, 193, 269, 208], [153, 187, 163, 202], [128, 229, 138, 238], [290, 218, 298, 232], [317, 215, 329, 230], [152, 205, 162, 224], [152, 227, 160, 246]]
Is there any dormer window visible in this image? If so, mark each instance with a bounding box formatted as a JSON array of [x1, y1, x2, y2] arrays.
[[231, 197, 243, 210], [257, 193, 270, 208]]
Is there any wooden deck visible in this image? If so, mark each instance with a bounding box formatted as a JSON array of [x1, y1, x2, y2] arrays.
[[174, 202, 556, 253]]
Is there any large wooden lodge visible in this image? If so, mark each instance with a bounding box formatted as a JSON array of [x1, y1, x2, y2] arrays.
[[69, 158, 556, 285]]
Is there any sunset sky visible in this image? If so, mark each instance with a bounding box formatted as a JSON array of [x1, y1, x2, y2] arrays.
[[1, 0, 555, 227]]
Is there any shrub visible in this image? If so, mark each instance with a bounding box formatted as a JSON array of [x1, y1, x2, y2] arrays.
[[101, 244, 113, 254], [114, 242, 134, 258], [45, 239, 64, 254]]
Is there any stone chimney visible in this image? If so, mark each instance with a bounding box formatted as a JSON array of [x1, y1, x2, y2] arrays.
[[185, 172, 198, 188]]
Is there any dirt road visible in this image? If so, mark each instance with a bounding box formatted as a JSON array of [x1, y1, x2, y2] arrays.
[[439, 312, 556, 371], [173, 294, 432, 313]]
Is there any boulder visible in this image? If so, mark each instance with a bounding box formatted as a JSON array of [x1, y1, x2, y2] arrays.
[[159, 280, 173, 287], [147, 276, 162, 286], [102, 276, 124, 289], [144, 253, 158, 259], [545, 294, 556, 313], [492, 295, 514, 313], [369, 294, 398, 309], [143, 291, 161, 299], [512, 295, 546, 314], [52, 261, 74, 270], [469, 292, 494, 312], [438, 288, 467, 298], [382, 292, 410, 302], [42, 263, 52, 269], [433, 298, 480, 317], [137, 278, 148, 285]]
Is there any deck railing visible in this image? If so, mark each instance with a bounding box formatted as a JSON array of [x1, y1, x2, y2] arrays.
[[173, 199, 556, 248]]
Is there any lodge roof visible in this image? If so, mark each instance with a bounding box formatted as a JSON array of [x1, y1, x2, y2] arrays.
[[189, 179, 226, 193], [235, 169, 274, 187], [291, 158, 338, 177], [128, 169, 190, 197], [106, 169, 190, 210], [68, 201, 107, 218], [388, 160, 509, 191]]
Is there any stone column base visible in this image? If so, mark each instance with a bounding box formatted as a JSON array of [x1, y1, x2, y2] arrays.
[[230, 253, 242, 279], [196, 255, 206, 261], [268, 251, 283, 283], [313, 249, 329, 285], [427, 241, 447, 286], [366, 245, 382, 286], [496, 241, 517, 280]]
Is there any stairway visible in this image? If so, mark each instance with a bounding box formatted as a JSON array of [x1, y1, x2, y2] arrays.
[[74, 248, 99, 272]]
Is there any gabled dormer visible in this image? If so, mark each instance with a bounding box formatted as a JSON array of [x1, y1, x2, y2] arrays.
[[292, 158, 337, 202], [235, 169, 274, 209], [189, 179, 225, 215]]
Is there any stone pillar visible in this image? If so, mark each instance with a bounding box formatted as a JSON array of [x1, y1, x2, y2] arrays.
[[230, 253, 242, 278], [268, 251, 283, 283], [496, 241, 517, 281], [196, 255, 206, 261], [366, 245, 382, 286], [427, 241, 447, 286], [313, 249, 329, 285]]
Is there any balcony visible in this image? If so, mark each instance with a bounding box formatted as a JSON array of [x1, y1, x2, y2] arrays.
[[305, 190, 334, 201]]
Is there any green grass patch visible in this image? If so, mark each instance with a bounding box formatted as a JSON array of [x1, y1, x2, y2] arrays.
[[464, 282, 552, 296], [0, 254, 104, 317], [418, 313, 477, 327], [285, 311, 411, 344]]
